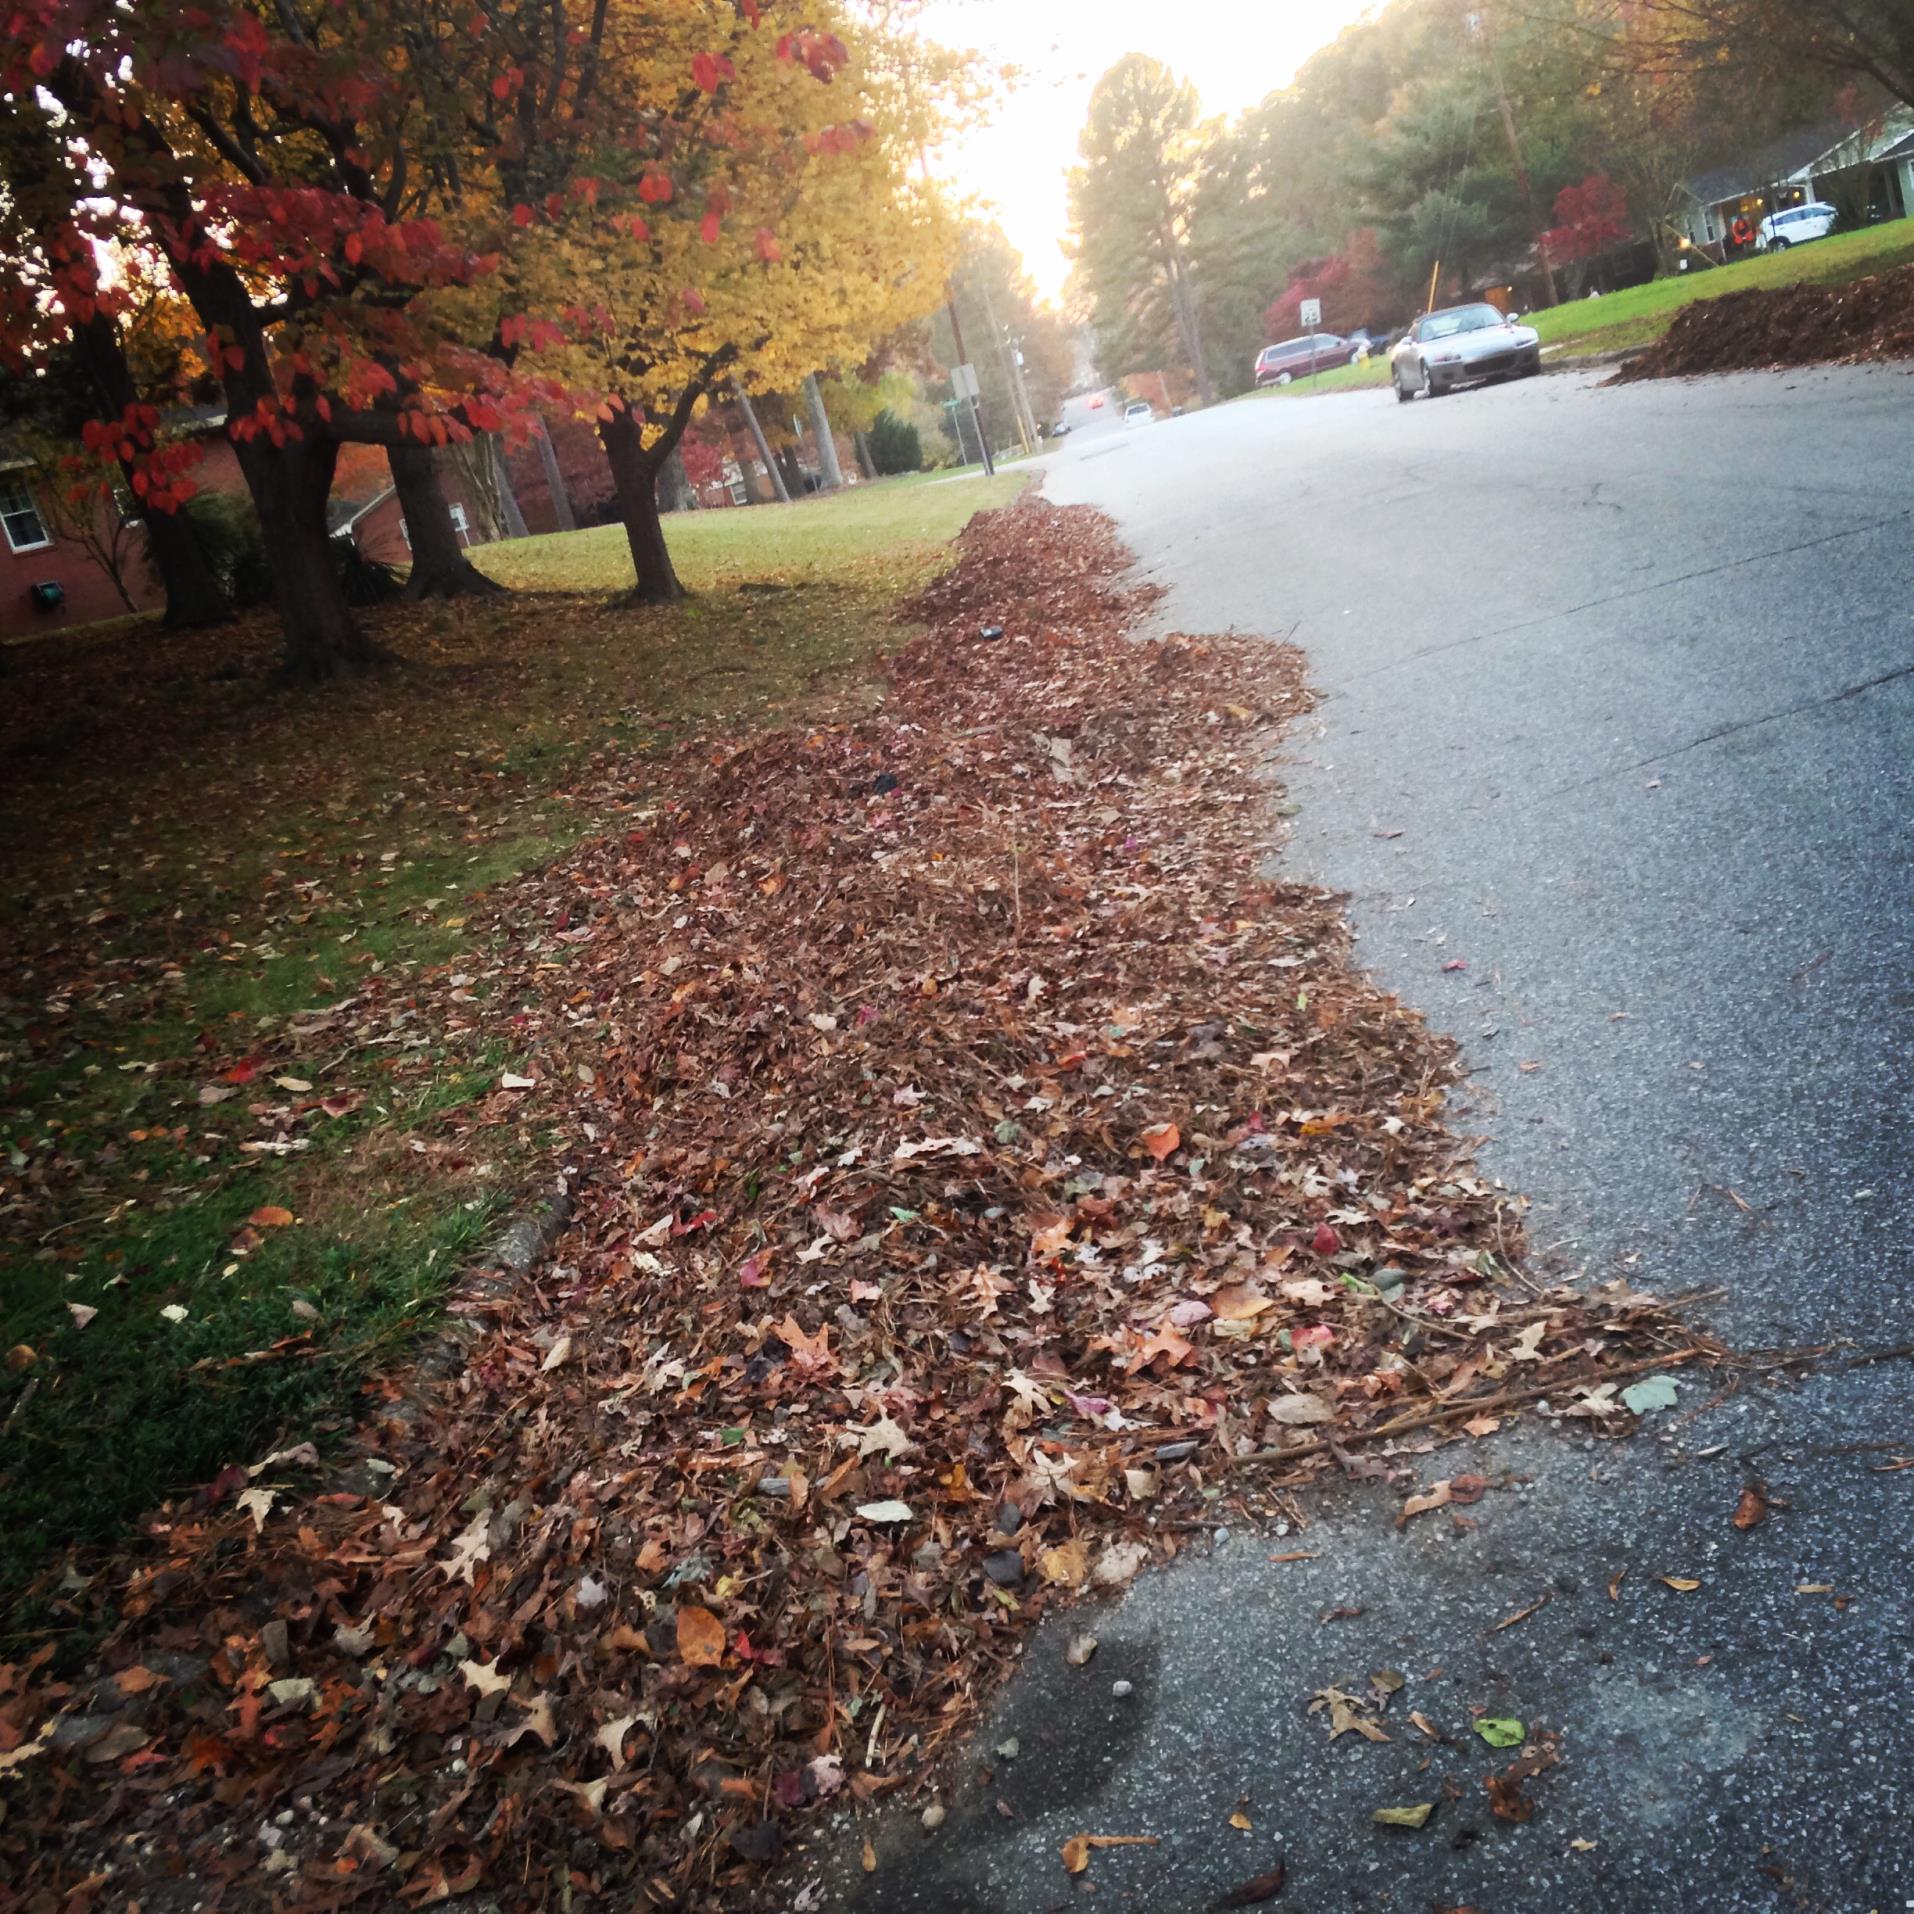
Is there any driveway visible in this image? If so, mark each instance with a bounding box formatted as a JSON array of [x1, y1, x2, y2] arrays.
[[796, 368, 1914, 1911]]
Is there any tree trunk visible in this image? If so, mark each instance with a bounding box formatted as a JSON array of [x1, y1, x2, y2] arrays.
[[389, 442, 503, 600], [490, 435, 530, 539], [599, 408, 682, 605], [234, 435, 385, 680], [534, 417, 577, 531], [803, 375, 844, 490], [69, 314, 231, 628], [776, 445, 807, 499], [659, 446, 695, 514], [853, 430, 877, 482], [733, 386, 790, 503], [144, 505, 233, 629]]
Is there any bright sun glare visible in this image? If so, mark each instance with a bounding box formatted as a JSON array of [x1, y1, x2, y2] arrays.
[[916, 0, 1382, 303]]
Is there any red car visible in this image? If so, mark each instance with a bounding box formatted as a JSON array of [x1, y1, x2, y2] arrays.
[[1089, 394, 1105, 409], [1253, 333, 1367, 387]]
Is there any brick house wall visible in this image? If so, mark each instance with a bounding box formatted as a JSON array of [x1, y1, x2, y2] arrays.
[[1, 465, 160, 638]]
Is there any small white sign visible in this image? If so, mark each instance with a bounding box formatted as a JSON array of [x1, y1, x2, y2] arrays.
[[1299, 298, 1323, 329], [951, 362, 981, 400]]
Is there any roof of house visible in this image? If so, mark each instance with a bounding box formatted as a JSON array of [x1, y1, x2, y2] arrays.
[[327, 485, 394, 536], [1681, 120, 1859, 207]]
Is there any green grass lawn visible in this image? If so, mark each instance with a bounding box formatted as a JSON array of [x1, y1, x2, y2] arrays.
[[0, 470, 1020, 1629], [1249, 216, 1914, 399], [477, 469, 1023, 593]]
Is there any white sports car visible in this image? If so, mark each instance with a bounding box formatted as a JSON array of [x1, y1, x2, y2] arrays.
[[1391, 303, 1542, 402]]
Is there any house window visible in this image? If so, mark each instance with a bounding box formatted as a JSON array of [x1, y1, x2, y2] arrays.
[[0, 473, 52, 554], [728, 476, 748, 506]]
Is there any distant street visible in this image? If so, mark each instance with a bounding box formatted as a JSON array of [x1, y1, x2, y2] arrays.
[[815, 365, 1914, 1909]]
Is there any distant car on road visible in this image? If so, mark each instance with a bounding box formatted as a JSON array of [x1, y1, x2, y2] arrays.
[[1089, 394, 1106, 409], [1391, 303, 1542, 402], [1254, 333, 1367, 387], [1047, 419, 1073, 438], [1757, 201, 1837, 251], [1122, 400, 1155, 425]]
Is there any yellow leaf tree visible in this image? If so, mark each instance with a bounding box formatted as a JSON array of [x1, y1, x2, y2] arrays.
[[515, 0, 962, 601]]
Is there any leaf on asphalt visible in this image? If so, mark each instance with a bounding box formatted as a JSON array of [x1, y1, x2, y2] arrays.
[[1608, 1568, 1627, 1602], [1620, 1374, 1679, 1416], [1310, 1686, 1391, 1743], [1065, 1632, 1099, 1667], [1473, 1717, 1525, 1749], [1372, 1803, 1434, 1829], [1210, 1861, 1286, 1906], [1397, 1481, 1453, 1525], [1410, 1710, 1443, 1741], [1732, 1483, 1769, 1530], [1062, 1832, 1160, 1875], [676, 1605, 727, 1667], [1661, 1576, 1702, 1592]]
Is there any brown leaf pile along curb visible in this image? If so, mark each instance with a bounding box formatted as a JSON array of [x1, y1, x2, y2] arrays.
[[1, 500, 1704, 1913], [1615, 260, 1914, 382]]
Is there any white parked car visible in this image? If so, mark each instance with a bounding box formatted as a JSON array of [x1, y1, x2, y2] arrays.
[[1390, 302, 1542, 402], [1757, 201, 1837, 251], [1122, 400, 1155, 425]]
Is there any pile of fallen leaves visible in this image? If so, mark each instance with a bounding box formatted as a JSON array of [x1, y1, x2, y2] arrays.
[[1617, 260, 1914, 381], [0, 500, 1708, 1912]]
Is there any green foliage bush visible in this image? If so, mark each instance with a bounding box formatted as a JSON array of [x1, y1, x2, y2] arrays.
[[867, 408, 924, 476]]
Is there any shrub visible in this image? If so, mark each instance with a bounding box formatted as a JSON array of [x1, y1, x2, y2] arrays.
[[867, 408, 924, 476]]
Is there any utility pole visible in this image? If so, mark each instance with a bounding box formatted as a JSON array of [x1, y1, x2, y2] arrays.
[[978, 279, 1036, 453], [1474, 5, 1559, 308], [943, 287, 995, 477]]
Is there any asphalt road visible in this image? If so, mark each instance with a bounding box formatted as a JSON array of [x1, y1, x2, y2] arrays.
[[792, 368, 1914, 1912]]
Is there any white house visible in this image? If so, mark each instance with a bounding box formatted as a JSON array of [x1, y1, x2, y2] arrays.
[[1674, 112, 1914, 256]]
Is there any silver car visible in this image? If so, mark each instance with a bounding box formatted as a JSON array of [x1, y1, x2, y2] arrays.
[[1391, 303, 1542, 402]]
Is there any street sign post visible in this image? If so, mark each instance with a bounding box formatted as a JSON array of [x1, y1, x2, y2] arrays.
[[951, 362, 981, 401], [1298, 299, 1325, 381]]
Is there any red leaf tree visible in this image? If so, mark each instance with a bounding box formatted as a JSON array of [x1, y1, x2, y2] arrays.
[[1262, 229, 1399, 341], [1540, 174, 1634, 265]]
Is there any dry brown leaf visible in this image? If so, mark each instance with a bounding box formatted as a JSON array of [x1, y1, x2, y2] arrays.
[[1062, 1832, 1160, 1875], [676, 1605, 727, 1667], [1211, 1283, 1273, 1321], [1397, 1481, 1453, 1526], [1731, 1484, 1769, 1530], [1139, 1122, 1180, 1161]]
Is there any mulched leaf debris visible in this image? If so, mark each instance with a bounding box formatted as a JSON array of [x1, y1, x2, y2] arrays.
[[1617, 258, 1914, 381], [0, 499, 1707, 1912]]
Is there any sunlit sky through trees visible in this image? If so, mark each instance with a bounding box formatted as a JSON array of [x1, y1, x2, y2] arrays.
[[916, 0, 1380, 301]]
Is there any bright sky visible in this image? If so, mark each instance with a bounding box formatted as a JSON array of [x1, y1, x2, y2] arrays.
[[915, 0, 1380, 304]]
